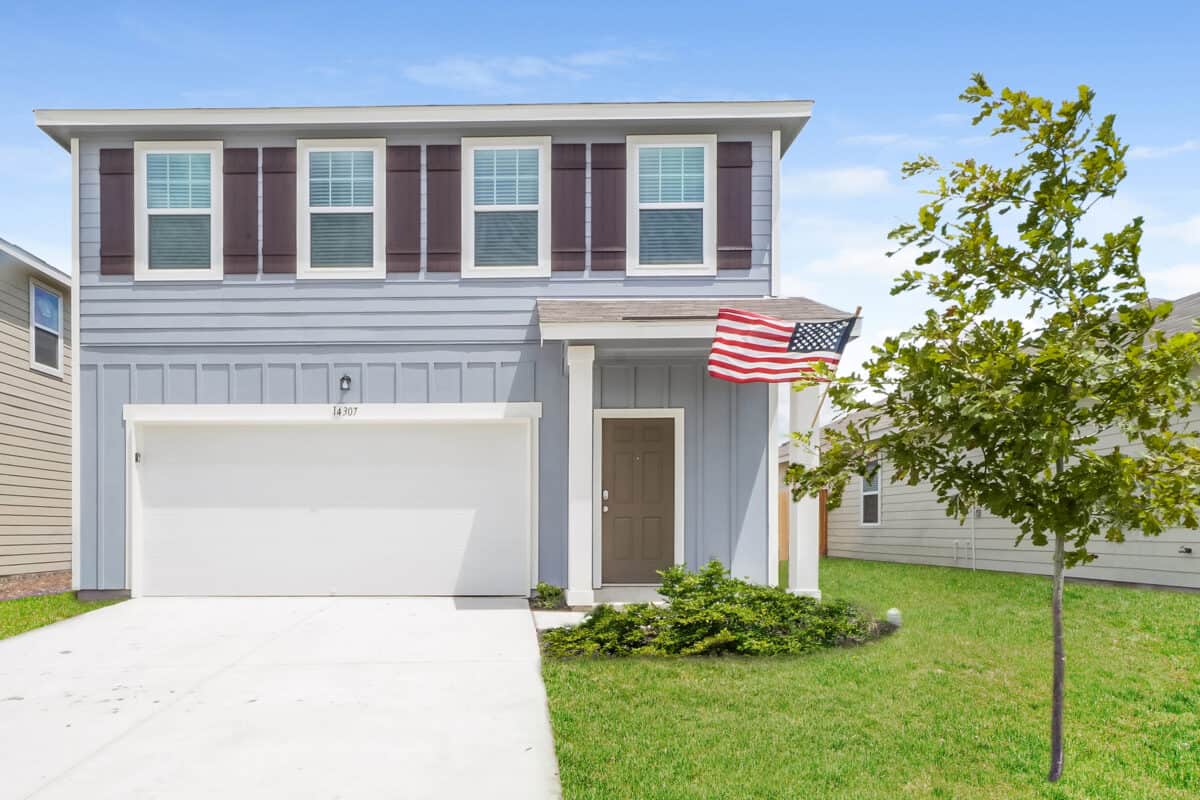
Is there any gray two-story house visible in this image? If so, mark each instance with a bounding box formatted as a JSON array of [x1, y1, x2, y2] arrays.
[[37, 101, 845, 604]]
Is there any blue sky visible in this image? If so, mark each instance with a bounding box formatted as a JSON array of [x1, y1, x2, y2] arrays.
[[2, 0, 1197, 377]]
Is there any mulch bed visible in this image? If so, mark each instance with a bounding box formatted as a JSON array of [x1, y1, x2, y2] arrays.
[[0, 571, 71, 601]]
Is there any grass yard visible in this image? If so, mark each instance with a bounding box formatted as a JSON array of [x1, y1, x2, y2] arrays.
[[542, 558, 1200, 799], [0, 592, 121, 641]]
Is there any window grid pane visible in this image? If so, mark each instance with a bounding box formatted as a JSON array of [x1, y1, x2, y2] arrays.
[[311, 213, 374, 268], [309, 151, 374, 208], [147, 153, 211, 209], [862, 494, 880, 525], [32, 286, 61, 333], [148, 215, 212, 269], [34, 328, 58, 370], [863, 462, 881, 493], [639, 208, 703, 264], [475, 210, 538, 266], [474, 148, 539, 206], [639, 146, 704, 204]]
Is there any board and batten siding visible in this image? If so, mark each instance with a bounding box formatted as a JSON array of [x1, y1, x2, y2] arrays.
[[74, 128, 778, 591], [595, 359, 770, 582], [0, 264, 72, 577], [826, 406, 1200, 589]]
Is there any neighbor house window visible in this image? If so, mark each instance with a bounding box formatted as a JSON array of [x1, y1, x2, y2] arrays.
[[29, 279, 63, 376], [861, 460, 881, 525], [462, 136, 551, 278], [626, 134, 716, 276], [297, 139, 386, 279], [134, 141, 223, 280]]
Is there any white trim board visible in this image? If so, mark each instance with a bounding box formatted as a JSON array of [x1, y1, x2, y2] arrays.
[[625, 134, 718, 277], [295, 138, 388, 280], [36, 100, 814, 151], [132, 140, 224, 282], [591, 408, 686, 588], [460, 136, 552, 279], [540, 319, 718, 341], [28, 277, 65, 378], [123, 402, 542, 425], [70, 137, 81, 590]]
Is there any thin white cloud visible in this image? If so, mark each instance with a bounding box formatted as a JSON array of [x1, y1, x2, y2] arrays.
[[1128, 140, 1200, 160], [841, 132, 941, 149], [1151, 214, 1200, 245], [785, 167, 893, 197], [930, 112, 969, 126], [403, 48, 661, 93], [1144, 264, 1200, 299]]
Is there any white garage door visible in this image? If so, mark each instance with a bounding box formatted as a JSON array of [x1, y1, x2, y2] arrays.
[[132, 411, 535, 597]]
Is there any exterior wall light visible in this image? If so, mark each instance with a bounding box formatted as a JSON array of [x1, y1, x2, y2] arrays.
[[339, 374, 352, 392]]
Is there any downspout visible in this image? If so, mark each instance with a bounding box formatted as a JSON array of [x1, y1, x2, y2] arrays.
[[970, 506, 977, 571]]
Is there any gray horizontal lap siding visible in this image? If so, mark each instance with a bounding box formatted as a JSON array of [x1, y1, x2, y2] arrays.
[[75, 129, 776, 591], [825, 407, 1200, 589]]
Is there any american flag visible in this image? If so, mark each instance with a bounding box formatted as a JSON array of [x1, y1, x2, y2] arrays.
[[707, 308, 856, 384]]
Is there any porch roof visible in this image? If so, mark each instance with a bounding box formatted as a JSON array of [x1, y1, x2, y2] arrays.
[[536, 297, 858, 341]]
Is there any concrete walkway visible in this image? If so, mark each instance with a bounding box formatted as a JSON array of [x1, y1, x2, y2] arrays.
[[0, 597, 561, 799]]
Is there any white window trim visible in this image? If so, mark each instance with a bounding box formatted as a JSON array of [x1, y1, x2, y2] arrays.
[[28, 277, 64, 378], [626, 133, 717, 277], [133, 141, 223, 281], [861, 460, 882, 527], [461, 136, 552, 279], [296, 138, 387, 280]]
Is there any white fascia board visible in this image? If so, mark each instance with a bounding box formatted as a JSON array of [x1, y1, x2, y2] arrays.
[[541, 313, 860, 342], [123, 402, 543, 425], [540, 319, 718, 341], [35, 100, 814, 150], [0, 236, 71, 289]]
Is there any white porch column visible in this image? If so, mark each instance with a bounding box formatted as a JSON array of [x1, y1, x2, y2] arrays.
[[788, 383, 822, 599], [565, 345, 596, 606]]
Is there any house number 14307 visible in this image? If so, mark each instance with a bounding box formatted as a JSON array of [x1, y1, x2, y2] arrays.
[[332, 405, 359, 418]]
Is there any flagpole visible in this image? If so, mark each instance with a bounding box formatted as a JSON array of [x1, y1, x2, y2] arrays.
[[806, 305, 861, 430]]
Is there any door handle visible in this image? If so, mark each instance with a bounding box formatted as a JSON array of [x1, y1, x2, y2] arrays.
[[602, 505, 609, 513], [602, 489, 610, 500]]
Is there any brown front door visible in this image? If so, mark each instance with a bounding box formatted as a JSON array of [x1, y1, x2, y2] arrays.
[[601, 417, 675, 584]]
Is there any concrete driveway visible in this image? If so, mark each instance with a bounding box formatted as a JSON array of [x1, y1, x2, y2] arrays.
[[0, 597, 561, 799]]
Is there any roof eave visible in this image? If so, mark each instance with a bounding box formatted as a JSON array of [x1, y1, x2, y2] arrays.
[[34, 99, 814, 152], [0, 237, 70, 288]]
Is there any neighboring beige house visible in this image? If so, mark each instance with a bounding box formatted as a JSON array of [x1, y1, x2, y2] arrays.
[[0, 237, 71, 583], [826, 291, 1200, 590]]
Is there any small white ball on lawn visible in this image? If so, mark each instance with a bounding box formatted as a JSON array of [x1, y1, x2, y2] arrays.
[[886, 608, 902, 627]]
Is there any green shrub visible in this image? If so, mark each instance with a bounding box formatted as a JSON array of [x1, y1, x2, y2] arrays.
[[541, 561, 876, 658], [532, 582, 566, 610]]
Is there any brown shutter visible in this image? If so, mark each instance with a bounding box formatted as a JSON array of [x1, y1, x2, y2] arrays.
[[425, 145, 461, 272], [386, 146, 421, 273], [589, 143, 625, 271], [717, 141, 753, 269], [261, 147, 296, 274], [551, 144, 586, 271], [99, 149, 134, 275], [223, 148, 259, 274]]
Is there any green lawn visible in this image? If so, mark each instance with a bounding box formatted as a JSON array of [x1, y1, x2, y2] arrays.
[[0, 592, 121, 640], [542, 558, 1200, 799]]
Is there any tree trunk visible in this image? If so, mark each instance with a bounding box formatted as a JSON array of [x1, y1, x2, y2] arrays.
[[1048, 532, 1066, 782]]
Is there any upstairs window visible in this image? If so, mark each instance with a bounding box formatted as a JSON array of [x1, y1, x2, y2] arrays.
[[134, 142, 223, 280], [462, 137, 551, 278], [297, 139, 386, 279], [626, 134, 716, 276], [29, 279, 63, 376], [861, 460, 881, 525]]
